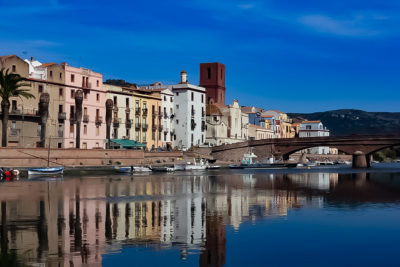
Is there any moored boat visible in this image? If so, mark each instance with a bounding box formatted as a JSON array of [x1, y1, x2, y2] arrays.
[[151, 166, 175, 172], [114, 166, 151, 173], [28, 167, 64, 176], [185, 158, 207, 170]]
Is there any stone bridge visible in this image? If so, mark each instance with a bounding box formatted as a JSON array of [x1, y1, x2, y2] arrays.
[[211, 134, 400, 168]]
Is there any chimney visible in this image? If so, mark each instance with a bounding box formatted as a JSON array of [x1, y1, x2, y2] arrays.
[[180, 70, 187, 84], [30, 56, 34, 62]]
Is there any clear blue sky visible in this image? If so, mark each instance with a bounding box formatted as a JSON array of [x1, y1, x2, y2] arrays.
[[1, 0, 399, 112]]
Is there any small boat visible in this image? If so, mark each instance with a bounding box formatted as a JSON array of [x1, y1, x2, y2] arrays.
[[229, 151, 297, 169], [114, 166, 151, 173], [207, 165, 221, 169], [151, 166, 175, 172], [28, 167, 64, 176], [173, 164, 186, 171], [185, 158, 207, 171]]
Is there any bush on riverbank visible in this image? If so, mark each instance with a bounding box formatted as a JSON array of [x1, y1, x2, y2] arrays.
[[373, 146, 400, 162]]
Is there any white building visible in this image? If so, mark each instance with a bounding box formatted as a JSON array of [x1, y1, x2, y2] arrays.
[[160, 88, 174, 147], [299, 120, 330, 154], [24, 57, 47, 80], [170, 71, 206, 150]]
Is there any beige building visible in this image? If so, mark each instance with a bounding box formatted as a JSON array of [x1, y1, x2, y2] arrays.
[[205, 100, 249, 146], [248, 124, 274, 140]]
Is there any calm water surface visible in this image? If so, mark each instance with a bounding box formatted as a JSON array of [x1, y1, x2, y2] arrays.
[[1, 164, 400, 266]]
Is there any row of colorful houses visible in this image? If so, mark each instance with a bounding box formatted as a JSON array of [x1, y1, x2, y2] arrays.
[[0, 55, 332, 153]]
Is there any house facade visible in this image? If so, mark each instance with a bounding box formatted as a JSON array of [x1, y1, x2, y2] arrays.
[[299, 120, 330, 154], [170, 71, 206, 150]]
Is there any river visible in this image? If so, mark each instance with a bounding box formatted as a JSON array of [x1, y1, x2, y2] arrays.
[[1, 163, 400, 266]]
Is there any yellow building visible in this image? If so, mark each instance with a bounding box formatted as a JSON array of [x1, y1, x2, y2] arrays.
[[132, 89, 162, 150]]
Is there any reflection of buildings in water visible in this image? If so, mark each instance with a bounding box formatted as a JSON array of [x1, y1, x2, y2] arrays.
[[0, 172, 343, 266], [288, 173, 339, 190]]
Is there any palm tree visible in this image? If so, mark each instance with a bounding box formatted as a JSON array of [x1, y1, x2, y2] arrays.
[[0, 68, 35, 147]]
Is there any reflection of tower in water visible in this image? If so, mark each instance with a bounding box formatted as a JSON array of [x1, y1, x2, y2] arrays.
[[199, 216, 226, 267]]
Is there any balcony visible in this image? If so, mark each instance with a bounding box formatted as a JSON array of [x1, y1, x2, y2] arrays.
[[158, 112, 163, 118], [202, 110, 205, 118], [113, 105, 118, 112], [152, 123, 157, 131], [135, 122, 141, 130], [58, 112, 66, 121], [191, 119, 196, 130], [113, 118, 120, 128], [164, 113, 169, 119], [83, 114, 89, 123], [191, 110, 195, 117], [158, 124, 163, 132], [70, 114, 76, 124], [142, 108, 148, 116], [152, 111, 158, 118], [126, 119, 132, 128], [95, 116, 103, 125], [142, 123, 148, 131], [135, 107, 141, 116]]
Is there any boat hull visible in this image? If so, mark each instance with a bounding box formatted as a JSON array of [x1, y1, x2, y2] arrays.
[[28, 167, 64, 176], [114, 166, 151, 173]]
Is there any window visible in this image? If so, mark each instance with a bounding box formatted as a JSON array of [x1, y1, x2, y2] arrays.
[[113, 128, 118, 138], [152, 131, 155, 140], [58, 124, 63, 137], [12, 65, 16, 72], [126, 98, 129, 107], [221, 69, 223, 79], [71, 74, 75, 82], [84, 107, 87, 116], [164, 96, 166, 101], [126, 128, 130, 138], [176, 104, 179, 109], [71, 90, 75, 98], [96, 93, 100, 102], [207, 67, 211, 79], [191, 92, 194, 101], [60, 72, 62, 79], [97, 80, 99, 87], [201, 94, 204, 103], [96, 126, 100, 136], [70, 142, 74, 148], [113, 96, 117, 106], [176, 92, 179, 96], [135, 101, 139, 108], [59, 88, 63, 96], [96, 142, 99, 148], [82, 142, 87, 149], [38, 85, 43, 93], [58, 143, 62, 148], [306, 125, 311, 130], [11, 100, 17, 111], [170, 97, 173, 102], [49, 70, 53, 77], [142, 132, 146, 142], [136, 131, 139, 141], [59, 105, 63, 113], [176, 119, 179, 125], [70, 124, 74, 134], [83, 125, 87, 135], [84, 92, 88, 99]]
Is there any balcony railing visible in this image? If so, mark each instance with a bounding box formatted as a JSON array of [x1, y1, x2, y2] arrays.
[[95, 116, 103, 125], [135, 108, 141, 116], [191, 119, 196, 130], [158, 112, 163, 118], [164, 113, 169, 119], [10, 128, 19, 136], [113, 118, 120, 128], [201, 121, 206, 131], [113, 105, 118, 112], [191, 110, 195, 117], [152, 124, 157, 131], [158, 124, 163, 132], [142, 123, 148, 131], [142, 108, 148, 116], [126, 119, 132, 128], [58, 112, 66, 120], [135, 122, 141, 130], [83, 114, 89, 123], [202, 110, 205, 118]]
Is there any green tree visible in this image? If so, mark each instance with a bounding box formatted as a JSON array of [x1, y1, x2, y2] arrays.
[[0, 68, 35, 147]]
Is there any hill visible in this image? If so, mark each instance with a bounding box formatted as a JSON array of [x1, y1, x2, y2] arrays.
[[288, 109, 400, 136]]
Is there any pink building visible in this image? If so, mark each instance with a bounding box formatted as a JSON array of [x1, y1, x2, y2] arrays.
[[62, 63, 106, 149]]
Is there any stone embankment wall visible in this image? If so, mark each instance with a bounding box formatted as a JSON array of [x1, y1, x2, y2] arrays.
[[0, 148, 183, 167]]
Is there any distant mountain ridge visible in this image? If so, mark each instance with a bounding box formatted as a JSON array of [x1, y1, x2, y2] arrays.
[[288, 109, 400, 136]]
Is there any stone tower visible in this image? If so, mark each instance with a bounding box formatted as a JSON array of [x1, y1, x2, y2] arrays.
[[199, 62, 225, 105]]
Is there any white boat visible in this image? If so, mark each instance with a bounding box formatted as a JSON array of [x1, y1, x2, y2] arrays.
[[173, 164, 186, 171], [185, 158, 207, 170], [114, 166, 151, 173], [28, 167, 64, 176], [207, 165, 221, 169]]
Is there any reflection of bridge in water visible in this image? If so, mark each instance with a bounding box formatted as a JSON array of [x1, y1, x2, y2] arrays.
[[211, 134, 400, 168], [0, 172, 399, 266]]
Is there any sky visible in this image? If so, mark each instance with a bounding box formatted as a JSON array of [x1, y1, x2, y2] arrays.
[[1, 0, 399, 113]]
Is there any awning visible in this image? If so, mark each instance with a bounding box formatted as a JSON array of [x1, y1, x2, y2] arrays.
[[109, 139, 146, 149]]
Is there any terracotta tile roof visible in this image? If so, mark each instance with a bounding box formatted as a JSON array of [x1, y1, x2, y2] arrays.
[[39, 63, 57, 68], [261, 115, 274, 118], [0, 55, 17, 59], [206, 104, 222, 116], [302, 120, 321, 124], [268, 109, 283, 113]]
